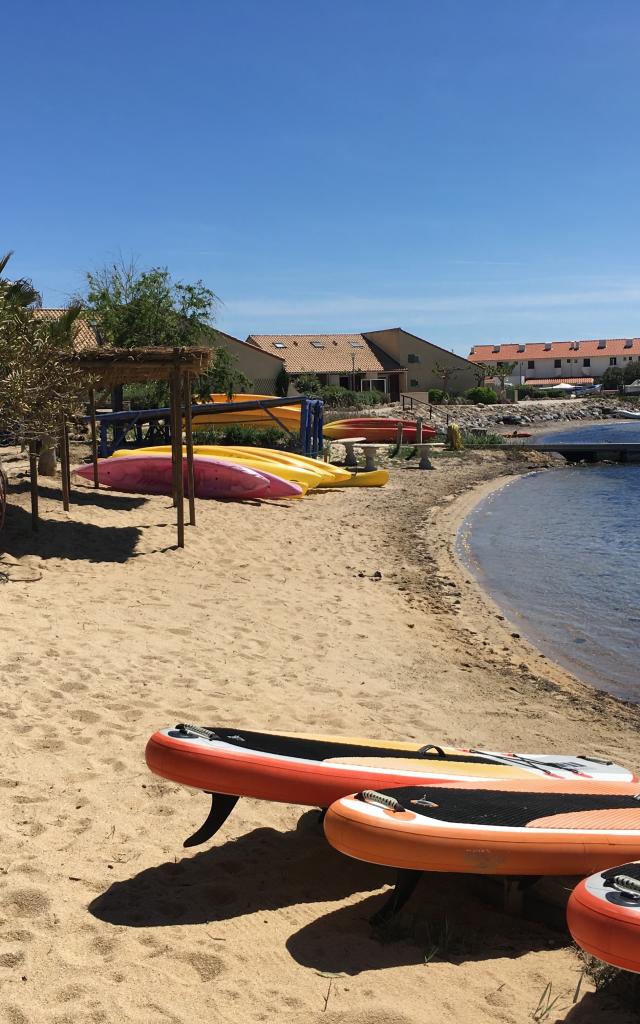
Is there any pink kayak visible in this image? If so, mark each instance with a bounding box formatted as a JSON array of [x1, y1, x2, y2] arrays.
[[72, 453, 301, 500]]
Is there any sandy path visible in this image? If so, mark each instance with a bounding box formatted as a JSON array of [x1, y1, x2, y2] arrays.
[[0, 447, 638, 1024]]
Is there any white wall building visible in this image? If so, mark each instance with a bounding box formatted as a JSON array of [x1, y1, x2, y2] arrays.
[[469, 338, 640, 386]]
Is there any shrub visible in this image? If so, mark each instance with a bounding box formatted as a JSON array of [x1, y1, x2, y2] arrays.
[[428, 389, 447, 404], [191, 424, 294, 448], [465, 386, 499, 405]]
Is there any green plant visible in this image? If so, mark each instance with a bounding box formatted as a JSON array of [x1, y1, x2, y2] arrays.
[[125, 380, 171, 409], [194, 346, 252, 400], [428, 388, 447, 404], [191, 424, 295, 448], [465, 386, 499, 405], [293, 373, 322, 395], [460, 431, 503, 448], [80, 258, 218, 350], [0, 253, 86, 442], [275, 366, 290, 397]]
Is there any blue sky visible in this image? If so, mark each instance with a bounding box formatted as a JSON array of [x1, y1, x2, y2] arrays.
[[3, 0, 640, 354]]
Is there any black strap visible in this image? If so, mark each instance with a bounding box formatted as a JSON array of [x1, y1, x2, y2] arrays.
[[418, 743, 446, 758]]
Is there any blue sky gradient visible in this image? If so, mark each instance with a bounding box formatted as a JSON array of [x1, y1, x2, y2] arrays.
[[3, 0, 640, 353]]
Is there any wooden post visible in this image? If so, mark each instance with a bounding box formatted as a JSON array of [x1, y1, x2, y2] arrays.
[[171, 363, 185, 548], [416, 417, 423, 444], [89, 388, 99, 487], [183, 372, 196, 526], [59, 413, 70, 511], [395, 421, 404, 449], [28, 440, 39, 532]]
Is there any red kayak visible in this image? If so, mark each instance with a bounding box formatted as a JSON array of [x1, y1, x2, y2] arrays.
[[324, 418, 437, 443]]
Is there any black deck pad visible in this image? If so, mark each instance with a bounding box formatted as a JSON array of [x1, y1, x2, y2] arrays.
[[601, 862, 640, 883], [197, 728, 495, 765], [359, 786, 640, 829]]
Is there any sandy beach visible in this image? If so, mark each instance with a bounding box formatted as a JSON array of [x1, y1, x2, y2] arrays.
[[1, 445, 639, 1024]]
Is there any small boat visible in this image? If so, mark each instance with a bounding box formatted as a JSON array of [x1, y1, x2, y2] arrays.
[[618, 410, 640, 420], [324, 782, 640, 878], [144, 724, 636, 846], [324, 418, 437, 443], [73, 453, 301, 500], [320, 468, 390, 488], [568, 862, 640, 973]]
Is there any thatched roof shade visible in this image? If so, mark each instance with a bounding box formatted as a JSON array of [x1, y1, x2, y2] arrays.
[[64, 346, 212, 385]]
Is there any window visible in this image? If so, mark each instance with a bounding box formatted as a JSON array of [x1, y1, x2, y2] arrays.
[[554, 359, 561, 368], [583, 358, 590, 367], [361, 378, 387, 393], [407, 353, 420, 364], [273, 342, 286, 349], [339, 376, 349, 389], [610, 357, 617, 365], [527, 360, 535, 369], [349, 341, 364, 348], [310, 340, 325, 348], [410, 378, 419, 387]]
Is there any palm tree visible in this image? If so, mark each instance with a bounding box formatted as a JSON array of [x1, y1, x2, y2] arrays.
[[0, 251, 42, 309]]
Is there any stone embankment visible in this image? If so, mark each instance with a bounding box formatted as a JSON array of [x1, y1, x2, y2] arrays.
[[375, 396, 638, 433]]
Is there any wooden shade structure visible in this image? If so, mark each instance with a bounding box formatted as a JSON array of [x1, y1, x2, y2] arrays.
[[35, 346, 212, 548]]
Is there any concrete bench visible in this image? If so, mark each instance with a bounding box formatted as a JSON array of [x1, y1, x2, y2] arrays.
[[356, 443, 388, 471], [415, 441, 446, 470], [324, 436, 368, 467]]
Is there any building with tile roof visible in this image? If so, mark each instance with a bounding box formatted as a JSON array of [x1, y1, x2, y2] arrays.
[[469, 339, 640, 386], [33, 308, 99, 352], [248, 328, 478, 398]]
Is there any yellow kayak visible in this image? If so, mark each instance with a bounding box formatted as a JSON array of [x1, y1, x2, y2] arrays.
[[227, 447, 350, 483], [112, 445, 320, 489], [320, 469, 389, 488], [191, 394, 301, 430]]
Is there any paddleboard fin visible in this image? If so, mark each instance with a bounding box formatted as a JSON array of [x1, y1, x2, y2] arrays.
[[370, 869, 423, 927], [183, 793, 239, 847]]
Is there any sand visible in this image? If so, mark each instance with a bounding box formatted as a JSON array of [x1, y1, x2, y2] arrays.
[[1, 445, 639, 1024]]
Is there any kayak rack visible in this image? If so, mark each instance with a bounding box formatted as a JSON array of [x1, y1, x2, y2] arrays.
[[86, 397, 324, 459]]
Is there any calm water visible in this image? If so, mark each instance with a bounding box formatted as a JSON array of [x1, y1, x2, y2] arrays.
[[458, 422, 640, 701]]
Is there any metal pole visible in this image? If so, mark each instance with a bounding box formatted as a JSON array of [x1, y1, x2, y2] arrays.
[[28, 440, 39, 532], [183, 372, 196, 526], [89, 388, 99, 487]]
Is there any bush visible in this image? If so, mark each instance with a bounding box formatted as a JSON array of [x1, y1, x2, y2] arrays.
[[516, 385, 547, 401], [125, 381, 171, 409], [428, 389, 447, 404], [465, 386, 499, 405], [191, 424, 295, 448]]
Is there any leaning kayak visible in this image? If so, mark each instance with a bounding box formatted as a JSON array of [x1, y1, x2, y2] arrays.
[[568, 862, 640, 973], [144, 723, 636, 846], [113, 445, 320, 489], [73, 454, 298, 500], [324, 418, 437, 443]]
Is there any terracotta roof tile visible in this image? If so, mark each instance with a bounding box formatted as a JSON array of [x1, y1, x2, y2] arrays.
[[247, 334, 403, 374], [523, 377, 595, 386], [470, 339, 640, 361], [33, 308, 98, 353]]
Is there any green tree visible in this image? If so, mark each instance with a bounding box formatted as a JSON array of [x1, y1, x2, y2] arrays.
[[602, 365, 625, 388], [81, 259, 219, 349], [624, 360, 640, 384], [275, 366, 290, 397], [195, 347, 252, 400], [0, 252, 85, 443]]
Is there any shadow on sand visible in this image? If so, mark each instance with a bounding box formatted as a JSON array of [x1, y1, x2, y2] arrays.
[[89, 821, 390, 927], [90, 818, 568, 974], [3, 493, 143, 563], [285, 871, 567, 974]]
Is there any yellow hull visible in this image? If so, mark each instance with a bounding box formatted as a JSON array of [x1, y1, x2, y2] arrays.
[[191, 395, 301, 430], [228, 447, 350, 483], [320, 469, 389, 488]]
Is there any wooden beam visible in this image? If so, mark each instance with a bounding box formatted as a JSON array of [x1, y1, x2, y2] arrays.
[[28, 440, 39, 532], [89, 388, 99, 487], [171, 363, 185, 548], [59, 413, 70, 511], [183, 372, 196, 526]]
